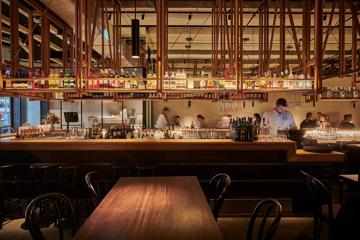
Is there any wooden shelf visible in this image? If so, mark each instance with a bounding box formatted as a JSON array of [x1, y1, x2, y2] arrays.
[[242, 88, 312, 93], [82, 88, 157, 93], [83, 78, 154, 81], [1, 88, 77, 93], [163, 77, 235, 81], [3, 77, 76, 81], [318, 98, 360, 102], [163, 88, 237, 93], [243, 78, 314, 81]]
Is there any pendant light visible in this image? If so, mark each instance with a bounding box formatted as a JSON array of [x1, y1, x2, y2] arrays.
[[131, 0, 140, 58]]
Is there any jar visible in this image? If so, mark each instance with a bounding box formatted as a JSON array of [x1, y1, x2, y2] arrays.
[[339, 87, 346, 98], [353, 87, 359, 99]]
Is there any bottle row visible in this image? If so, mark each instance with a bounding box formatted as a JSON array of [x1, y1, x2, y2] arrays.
[[242, 80, 313, 90], [229, 117, 260, 142], [321, 87, 359, 99]]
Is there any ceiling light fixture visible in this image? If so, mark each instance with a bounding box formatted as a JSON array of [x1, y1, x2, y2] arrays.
[[131, 0, 140, 58]]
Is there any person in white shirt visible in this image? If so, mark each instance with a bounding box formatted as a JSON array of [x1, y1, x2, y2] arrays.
[[154, 107, 171, 129], [261, 98, 297, 135]]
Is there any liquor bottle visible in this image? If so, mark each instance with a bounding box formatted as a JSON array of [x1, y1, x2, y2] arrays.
[[191, 121, 195, 129]]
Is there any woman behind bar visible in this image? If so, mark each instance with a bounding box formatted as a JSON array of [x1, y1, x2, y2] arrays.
[[317, 112, 332, 129], [155, 107, 171, 129]]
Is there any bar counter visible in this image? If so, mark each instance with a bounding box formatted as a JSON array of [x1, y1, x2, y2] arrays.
[[0, 137, 344, 213], [0, 138, 344, 163]]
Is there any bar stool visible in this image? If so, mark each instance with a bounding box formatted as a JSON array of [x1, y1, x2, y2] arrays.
[[28, 163, 58, 203], [0, 164, 23, 229], [57, 165, 81, 219], [111, 165, 130, 184], [136, 164, 158, 176]]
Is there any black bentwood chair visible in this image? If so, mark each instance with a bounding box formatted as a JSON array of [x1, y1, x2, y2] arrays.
[[24, 192, 78, 240], [300, 171, 341, 240], [246, 199, 283, 240], [205, 173, 231, 221], [85, 171, 108, 209]]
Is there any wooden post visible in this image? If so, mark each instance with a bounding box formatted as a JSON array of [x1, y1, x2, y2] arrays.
[[279, 0, 286, 73], [41, 13, 50, 75], [10, 0, 20, 75], [339, 0, 345, 77], [302, 0, 310, 76], [28, 10, 34, 69], [314, 0, 323, 99]]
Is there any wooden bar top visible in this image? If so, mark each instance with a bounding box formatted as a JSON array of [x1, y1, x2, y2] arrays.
[[0, 138, 296, 153], [290, 150, 345, 163], [74, 176, 223, 240]]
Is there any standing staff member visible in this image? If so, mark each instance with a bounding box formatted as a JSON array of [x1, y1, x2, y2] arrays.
[[261, 98, 297, 135], [155, 107, 171, 129]]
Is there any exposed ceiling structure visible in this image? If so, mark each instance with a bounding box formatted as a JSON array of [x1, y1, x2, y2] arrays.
[[5, 0, 360, 77]]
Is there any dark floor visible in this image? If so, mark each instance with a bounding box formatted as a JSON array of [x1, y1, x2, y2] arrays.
[[0, 216, 326, 240]]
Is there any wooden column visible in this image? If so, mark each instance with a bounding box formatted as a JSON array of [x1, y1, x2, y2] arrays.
[[63, 27, 69, 72], [279, 0, 286, 73], [156, 0, 167, 92], [41, 13, 50, 75], [10, 0, 20, 74], [302, 0, 310, 76], [339, 0, 345, 78], [28, 10, 34, 69], [352, 13, 357, 86], [314, 0, 323, 98]]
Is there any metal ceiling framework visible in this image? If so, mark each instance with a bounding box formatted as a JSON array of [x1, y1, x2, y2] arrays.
[[1, 0, 360, 102]]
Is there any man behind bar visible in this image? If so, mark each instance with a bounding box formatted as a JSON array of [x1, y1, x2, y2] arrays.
[[261, 98, 297, 135]]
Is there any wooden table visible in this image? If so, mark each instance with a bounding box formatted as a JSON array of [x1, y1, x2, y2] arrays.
[[74, 176, 223, 240], [340, 174, 359, 183]]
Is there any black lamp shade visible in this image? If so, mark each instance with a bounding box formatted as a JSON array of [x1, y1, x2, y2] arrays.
[[131, 19, 140, 58]]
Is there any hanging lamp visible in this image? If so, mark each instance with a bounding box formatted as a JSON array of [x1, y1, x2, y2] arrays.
[[131, 0, 140, 58]]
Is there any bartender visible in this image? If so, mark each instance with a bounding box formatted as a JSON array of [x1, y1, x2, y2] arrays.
[[155, 106, 171, 129], [261, 98, 297, 135]]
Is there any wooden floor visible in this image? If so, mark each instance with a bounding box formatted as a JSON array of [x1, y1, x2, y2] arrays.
[[0, 217, 327, 240]]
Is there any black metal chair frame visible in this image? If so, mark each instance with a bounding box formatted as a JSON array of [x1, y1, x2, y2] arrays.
[[24, 192, 78, 240], [85, 171, 107, 208], [0, 164, 23, 229], [205, 173, 231, 221], [300, 170, 335, 240], [246, 199, 283, 240]]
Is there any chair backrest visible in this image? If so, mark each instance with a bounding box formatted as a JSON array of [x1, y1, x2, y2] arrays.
[[246, 199, 283, 240], [300, 171, 332, 209], [85, 171, 107, 208], [206, 173, 231, 220], [24, 192, 78, 240]]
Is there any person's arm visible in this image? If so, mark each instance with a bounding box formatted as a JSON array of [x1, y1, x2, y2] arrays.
[[154, 114, 166, 129], [289, 112, 297, 129]]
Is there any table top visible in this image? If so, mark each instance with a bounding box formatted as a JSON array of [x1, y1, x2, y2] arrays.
[[74, 176, 223, 240], [340, 174, 359, 183]]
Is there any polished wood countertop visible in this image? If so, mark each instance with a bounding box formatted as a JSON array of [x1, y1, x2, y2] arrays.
[[74, 176, 223, 240], [289, 149, 345, 163], [0, 138, 296, 151], [0, 138, 345, 163]]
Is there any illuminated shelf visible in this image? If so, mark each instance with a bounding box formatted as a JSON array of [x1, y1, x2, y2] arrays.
[[163, 77, 235, 81], [83, 78, 155, 81], [242, 88, 312, 92], [2, 88, 77, 93], [3, 77, 76, 81], [82, 88, 157, 93], [243, 78, 313, 81], [318, 98, 360, 102], [162, 88, 237, 93]]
